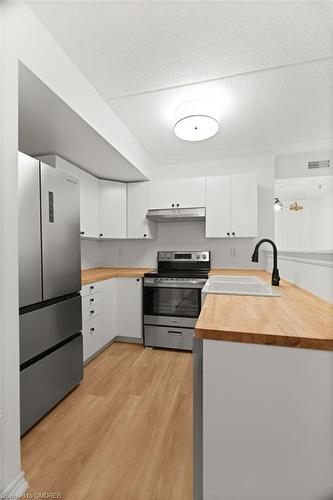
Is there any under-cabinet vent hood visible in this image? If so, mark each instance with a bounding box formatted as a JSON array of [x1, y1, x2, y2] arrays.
[[308, 160, 330, 169], [146, 207, 205, 222]]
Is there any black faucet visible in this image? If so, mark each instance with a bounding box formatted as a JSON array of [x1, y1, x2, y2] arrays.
[[251, 239, 280, 286]]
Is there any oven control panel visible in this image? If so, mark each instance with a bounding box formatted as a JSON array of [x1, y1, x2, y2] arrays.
[[157, 250, 210, 262]]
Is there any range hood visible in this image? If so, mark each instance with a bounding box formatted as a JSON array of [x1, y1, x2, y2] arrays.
[[146, 207, 205, 222]]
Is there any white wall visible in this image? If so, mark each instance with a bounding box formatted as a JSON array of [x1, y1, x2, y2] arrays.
[[94, 156, 275, 268], [0, 2, 151, 495], [266, 251, 333, 303], [314, 192, 333, 249], [275, 151, 333, 179], [275, 193, 333, 251], [81, 240, 101, 269]]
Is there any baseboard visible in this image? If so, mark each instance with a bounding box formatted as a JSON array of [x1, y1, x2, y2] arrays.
[[1, 471, 28, 498], [114, 336, 143, 345]]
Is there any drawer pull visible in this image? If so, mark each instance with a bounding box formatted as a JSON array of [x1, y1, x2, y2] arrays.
[[168, 330, 182, 336], [90, 310, 95, 314], [90, 285, 94, 290], [90, 327, 95, 333], [90, 298, 94, 303]]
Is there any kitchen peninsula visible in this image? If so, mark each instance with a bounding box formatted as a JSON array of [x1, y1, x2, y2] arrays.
[[194, 269, 333, 500]]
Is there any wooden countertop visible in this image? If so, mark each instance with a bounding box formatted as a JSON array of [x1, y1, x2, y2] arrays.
[[82, 267, 154, 285], [197, 269, 333, 351]]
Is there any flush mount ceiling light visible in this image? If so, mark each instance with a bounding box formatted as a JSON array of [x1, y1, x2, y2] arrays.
[[273, 197, 283, 211], [173, 100, 220, 141]]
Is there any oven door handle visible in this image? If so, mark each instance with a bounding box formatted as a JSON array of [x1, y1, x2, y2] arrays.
[[167, 330, 183, 336]]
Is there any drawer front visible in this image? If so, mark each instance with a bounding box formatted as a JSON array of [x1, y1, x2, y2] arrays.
[[82, 302, 102, 323], [20, 295, 82, 365], [82, 281, 102, 297], [20, 334, 83, 435], [82, 291, 102, 311], [144, 325, 194, 351]]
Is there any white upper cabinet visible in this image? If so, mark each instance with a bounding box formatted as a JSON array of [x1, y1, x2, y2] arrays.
[[206, 174, 257, 238], [175, 177, 205, 208], [79, 169, 99, 238], [148, 179, 176, 209], [127, 182, 156, 239], [148, 177, 205, 209], [230, 174, 257, 238], [206, 176, 231, 238], [99, 180, 127, 239]]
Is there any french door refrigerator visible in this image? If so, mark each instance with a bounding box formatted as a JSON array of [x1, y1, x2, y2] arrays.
[[18, 152, 83, 435]]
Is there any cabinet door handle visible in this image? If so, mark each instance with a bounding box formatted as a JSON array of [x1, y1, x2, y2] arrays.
[[176, 203, 179, 207], [90, 310, 95, 314], [144, 233, 147, 238], [90, 327, 95, 332], [232, 232, 235, 236], [227, 232, 230, 236], [99, 233, 103, 237], [168, 330, 182, 336], [90, 298, 94, 302], [136, 278, 140, 282], [80, 231, 85, 235], [90, 285, 94, 290], [172, 203, 175, 207]]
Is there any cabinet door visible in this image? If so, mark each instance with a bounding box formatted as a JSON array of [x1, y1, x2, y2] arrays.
[[116, 278, 142, 339], [101, 279, 116, 342], [79, 169, 99, 238], [205, 176, 231, 238], [231, 174, 257, 237], [127, 182, 156, 239], [82, 314, 105, 362], [148, 179, 176, 209], [175, 177, 206, 208], [99, 180, 127, 238]]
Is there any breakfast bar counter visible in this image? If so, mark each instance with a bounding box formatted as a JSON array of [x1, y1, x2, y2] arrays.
[[197, 269, 333, 351]]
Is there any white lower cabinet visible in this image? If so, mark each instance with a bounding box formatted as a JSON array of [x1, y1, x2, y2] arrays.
[[116, 278, 143, 339], [82, 314, 104, 362], [81, 277, 142, 362]]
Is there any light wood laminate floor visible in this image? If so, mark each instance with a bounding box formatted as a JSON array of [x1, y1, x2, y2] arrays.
[[21, 342, 193, 500]]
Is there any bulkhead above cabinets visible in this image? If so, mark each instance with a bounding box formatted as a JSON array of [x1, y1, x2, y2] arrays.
[[36, 155, 258, 240]]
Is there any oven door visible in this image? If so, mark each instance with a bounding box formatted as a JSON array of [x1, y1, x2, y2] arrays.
[[144, 284, 202, 319]]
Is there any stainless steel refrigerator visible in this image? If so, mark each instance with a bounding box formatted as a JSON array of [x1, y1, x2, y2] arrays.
[[18, 152, 83, 435]]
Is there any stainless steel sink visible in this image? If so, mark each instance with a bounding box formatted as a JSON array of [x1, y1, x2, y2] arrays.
[[202, 275, 280, 298]]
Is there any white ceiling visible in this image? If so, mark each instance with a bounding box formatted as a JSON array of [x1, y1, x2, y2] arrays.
[[109, 59, 333, 164], [28, 1, 333, 166], [19, 64, 146, 181], [275, 175, 333, 200]]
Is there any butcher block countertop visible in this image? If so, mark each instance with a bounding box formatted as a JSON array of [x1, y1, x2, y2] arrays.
[[198, 269, 333, 351], [82, 267, 154, 285]]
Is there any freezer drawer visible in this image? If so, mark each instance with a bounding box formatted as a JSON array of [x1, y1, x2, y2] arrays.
[[20, 295, 82, 365], [81, 281, 102, 297], [144, 325, 194, 351], [20, 334, 83, 435], [40, 163, 81, 300]]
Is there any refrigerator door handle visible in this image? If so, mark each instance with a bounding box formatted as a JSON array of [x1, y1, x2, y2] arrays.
[[48, 191, 54, 223]]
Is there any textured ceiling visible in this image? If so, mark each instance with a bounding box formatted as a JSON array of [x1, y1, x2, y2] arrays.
[[29, 1, 333, 99], [108, 59, 333, 164], [28, 1, 333, 165]]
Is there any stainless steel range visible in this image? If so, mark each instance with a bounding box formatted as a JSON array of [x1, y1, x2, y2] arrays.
[[143, 251, 210, 351]]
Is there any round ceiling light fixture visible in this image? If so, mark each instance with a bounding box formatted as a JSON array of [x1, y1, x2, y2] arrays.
[[173, 100, 220, 142]]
